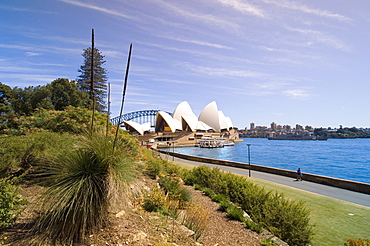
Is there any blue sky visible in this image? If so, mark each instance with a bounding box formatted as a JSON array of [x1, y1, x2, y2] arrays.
[[1, 0, 370, 129]]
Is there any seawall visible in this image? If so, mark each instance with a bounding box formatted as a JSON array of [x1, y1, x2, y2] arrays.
[[157, 149, 370, 195]]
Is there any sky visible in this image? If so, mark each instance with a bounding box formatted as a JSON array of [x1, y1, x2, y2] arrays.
[[1, 0, 370, 129]]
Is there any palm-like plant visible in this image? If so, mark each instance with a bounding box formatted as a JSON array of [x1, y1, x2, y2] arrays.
[[33, 131, 138, 243]]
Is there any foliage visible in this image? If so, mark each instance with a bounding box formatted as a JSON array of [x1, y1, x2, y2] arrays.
[[0, 82, 12, 118], [314, 127, 370, 138], [260, 238, 281, 246], [145, 157, 166, 179], [0, 177, 27, 229], [0, 131, 78, 178], [0, 106, 109, 135], [185, 166, 313, 246], [143, 185, 167, 212], [345, 239, 370, 246], [46, 78, 91, 110], [1, 79, 90, 117], [196, 184, 262, 233], [158, 175, 191, 207], [226, 204, 245, 221], [180, 204, 209, 240], [144, 150, 185, 179], [210, 193, 228, 203], [33, 131, 138, 244], [250, 176, 370, 246], [77, 47, 108, 113]]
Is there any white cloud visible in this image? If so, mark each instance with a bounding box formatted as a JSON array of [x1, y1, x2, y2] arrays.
[[0, 43, 81, 55], [153, 0, 238, 30], [187, 64, 265, 78], [287, 27, 351, 52], [155, 35, 233, 50], [0, 5, 57, 14], [26, 52, 41, 56], [284, 89, 309, 98], [263, 0, 351, 21], [58, 0, 137, 20], [215, 0, 266, 18]]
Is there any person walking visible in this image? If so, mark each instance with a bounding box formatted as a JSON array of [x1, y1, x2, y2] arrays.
[[296, 168, 303, 181]]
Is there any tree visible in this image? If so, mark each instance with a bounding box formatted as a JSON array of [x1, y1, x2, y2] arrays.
[[77, 47, 108, 113], [47, 78, 91, 111], [1, 79, 92, 117], [0, 82, 12, 117], [9, 85, 53, 116]]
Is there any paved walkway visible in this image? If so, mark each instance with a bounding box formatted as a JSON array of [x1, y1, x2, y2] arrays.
[[160, 153, 370, 208]]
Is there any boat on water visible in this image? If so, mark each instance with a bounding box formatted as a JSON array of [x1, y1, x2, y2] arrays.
[[268, 133, 328, 140], [197, 136, 227, 148]]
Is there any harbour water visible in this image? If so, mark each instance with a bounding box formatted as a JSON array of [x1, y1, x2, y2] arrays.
[[172, 138, 370, 184]]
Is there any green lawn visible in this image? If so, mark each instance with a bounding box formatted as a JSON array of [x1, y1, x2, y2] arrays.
[[175, 161, 370, 246]]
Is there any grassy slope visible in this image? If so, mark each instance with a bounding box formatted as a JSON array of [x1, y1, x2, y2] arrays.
[[176, 162, 370, 246]]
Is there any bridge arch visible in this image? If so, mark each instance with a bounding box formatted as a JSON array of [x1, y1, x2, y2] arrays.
[[110, 109, 172, 127]]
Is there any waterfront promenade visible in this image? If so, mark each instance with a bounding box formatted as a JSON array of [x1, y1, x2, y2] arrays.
[[159, 152, 370, 208]]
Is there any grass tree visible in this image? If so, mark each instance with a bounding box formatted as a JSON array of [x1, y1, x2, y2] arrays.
[[33, 130, 138, 244]]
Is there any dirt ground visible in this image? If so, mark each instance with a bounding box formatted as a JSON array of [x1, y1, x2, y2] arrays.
[[0, 177, 267, 246]]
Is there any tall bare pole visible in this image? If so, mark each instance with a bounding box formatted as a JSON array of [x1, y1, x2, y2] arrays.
[[90, 28, 95, 134], [114, 43, 133, 148], [106, 82, 111, 137]]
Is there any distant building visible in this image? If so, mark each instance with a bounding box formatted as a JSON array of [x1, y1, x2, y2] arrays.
[[283, 125, 292, 132], [296, 124, 303, 131], [271, 122, 277, 130], [305, 125, 313, 131], [250, 122, 255, 130]]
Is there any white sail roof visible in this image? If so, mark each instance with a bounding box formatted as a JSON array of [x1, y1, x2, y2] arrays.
[[123, 120, 150, 135], [198, 101, 221, 132], [155, 111, 182, 133], [172, 101, 197, 121], [128, 101, 235, 135]]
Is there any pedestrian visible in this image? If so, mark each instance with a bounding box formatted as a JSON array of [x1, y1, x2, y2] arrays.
[[296, 168, 302, 181]]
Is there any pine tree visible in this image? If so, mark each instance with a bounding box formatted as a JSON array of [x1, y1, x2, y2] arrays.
[[77, 47, 108, 113]]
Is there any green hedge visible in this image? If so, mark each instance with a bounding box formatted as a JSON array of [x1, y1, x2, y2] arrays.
[[185, 166, 313, 246]]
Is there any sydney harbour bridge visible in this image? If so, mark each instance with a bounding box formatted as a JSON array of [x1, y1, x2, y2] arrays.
[[110, 109, 171, 127]]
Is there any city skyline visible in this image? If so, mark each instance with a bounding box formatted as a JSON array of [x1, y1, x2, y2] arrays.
[[246, 121, 367, 130], [1, 1, 370, 128]]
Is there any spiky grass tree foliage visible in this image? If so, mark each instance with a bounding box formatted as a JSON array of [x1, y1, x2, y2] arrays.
[[33, 131, 138, 244]]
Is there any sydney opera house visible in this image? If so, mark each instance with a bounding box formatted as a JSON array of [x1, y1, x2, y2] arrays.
[[123, 101, 241, 147]]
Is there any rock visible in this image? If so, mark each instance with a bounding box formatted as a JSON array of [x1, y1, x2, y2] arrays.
[[178, 224, 195, 238], [132, 231, 147, 241], [115, 210, 126, 218], [243, 211, 252, 221]]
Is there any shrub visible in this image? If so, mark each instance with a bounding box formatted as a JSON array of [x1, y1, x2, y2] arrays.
[[219, 200, 230, 211], [202, 187, 214, 197], [0, 177, 27, 229], [143, 185, 167, 212], [210, 193, 228, 203], [181, 204, 209, 240], [158, 175, 191, 207], [260, 238, 281, 246], [193, 184, 202, 190], [163, 161, 183, 176], [1, 106, 109, 135], [185, 166, 313, 246], [33, 131, 138, 244], [146, 158, 165, 179], [0, 131, 78, 178], [244, 219, 262, 233], [345, 238, 370, 246], [226, 204, 245, 221]]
